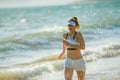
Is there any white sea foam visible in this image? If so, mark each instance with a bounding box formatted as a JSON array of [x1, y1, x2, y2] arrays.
[[1, 55, 120, 80], [20, 18, 27, 23]]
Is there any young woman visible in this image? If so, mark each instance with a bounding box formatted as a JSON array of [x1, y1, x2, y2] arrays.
[[58, 17, 86, 80]]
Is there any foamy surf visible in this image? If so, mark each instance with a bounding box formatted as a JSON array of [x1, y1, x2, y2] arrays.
[[0, 43, 120, 80], [1, 57, 120, 80], [15, 43, 120, 66], [0, 60, 64, 80]]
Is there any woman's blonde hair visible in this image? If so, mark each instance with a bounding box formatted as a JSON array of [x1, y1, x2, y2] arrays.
[[68, 16, 80, 30]]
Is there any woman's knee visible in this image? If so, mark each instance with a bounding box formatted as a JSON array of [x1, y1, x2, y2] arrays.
[[65, 73, 73, 80], [64, 68, 73, 80], [76, 71, 85, 80]]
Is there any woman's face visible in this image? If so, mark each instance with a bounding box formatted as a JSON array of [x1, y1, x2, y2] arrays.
[[68, 25, 76, 32]]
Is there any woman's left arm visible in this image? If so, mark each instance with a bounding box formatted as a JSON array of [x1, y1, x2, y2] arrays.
[[68, 32, 85, 50]]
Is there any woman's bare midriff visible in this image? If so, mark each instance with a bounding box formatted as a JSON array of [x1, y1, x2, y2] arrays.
[[67, 49, 82, 59]]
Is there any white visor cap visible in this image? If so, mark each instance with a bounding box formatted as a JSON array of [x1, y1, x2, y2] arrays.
[[68, 21, 76, 27]]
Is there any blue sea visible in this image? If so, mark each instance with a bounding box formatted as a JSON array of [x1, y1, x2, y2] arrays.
[[0, 0, 120, 80]]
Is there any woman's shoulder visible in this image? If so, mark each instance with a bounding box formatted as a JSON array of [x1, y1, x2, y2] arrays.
[[76, 31, 83, 39], [63, 33, 68, 38], [76, 31, 82, 36]]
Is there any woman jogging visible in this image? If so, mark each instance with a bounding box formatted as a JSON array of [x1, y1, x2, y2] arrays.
[[58, 16, 86, 80]]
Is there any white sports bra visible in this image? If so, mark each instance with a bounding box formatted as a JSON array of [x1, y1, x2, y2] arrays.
[[66, 39, 80, 45], [65, 32, 80, 45]]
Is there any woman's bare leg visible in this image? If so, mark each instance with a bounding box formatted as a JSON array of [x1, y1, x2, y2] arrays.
[[64, 67, 74, 80], [76, 70, 85, 80]]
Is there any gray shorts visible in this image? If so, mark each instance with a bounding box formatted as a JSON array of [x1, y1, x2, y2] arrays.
[[65, 57, 86, 71]]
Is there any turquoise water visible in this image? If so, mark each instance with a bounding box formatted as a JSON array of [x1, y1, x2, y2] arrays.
[[0, 0, 120, 80]]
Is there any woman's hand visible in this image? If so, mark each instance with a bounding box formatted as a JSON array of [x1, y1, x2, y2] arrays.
[[62, 40, 70, 47]]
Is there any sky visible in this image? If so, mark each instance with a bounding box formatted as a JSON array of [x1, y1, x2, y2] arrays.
[[0, 0, 74, 8]]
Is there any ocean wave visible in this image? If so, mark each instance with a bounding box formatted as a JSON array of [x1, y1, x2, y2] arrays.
[[6, 54, 64, 80], [83, 43, 120, 62], [0, 43, 120, 80], [0, 17, 119, 43], [82, 18, 120, 29], [0, 60, 64, 80], [0, 22, 120, 55]]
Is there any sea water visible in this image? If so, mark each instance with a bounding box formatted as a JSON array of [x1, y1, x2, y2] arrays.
[[0, 0, 120, 80]]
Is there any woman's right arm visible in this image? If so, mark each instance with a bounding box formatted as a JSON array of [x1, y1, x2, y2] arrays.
[[58, 33, 66, 59], [58, 43, 66, 59]]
